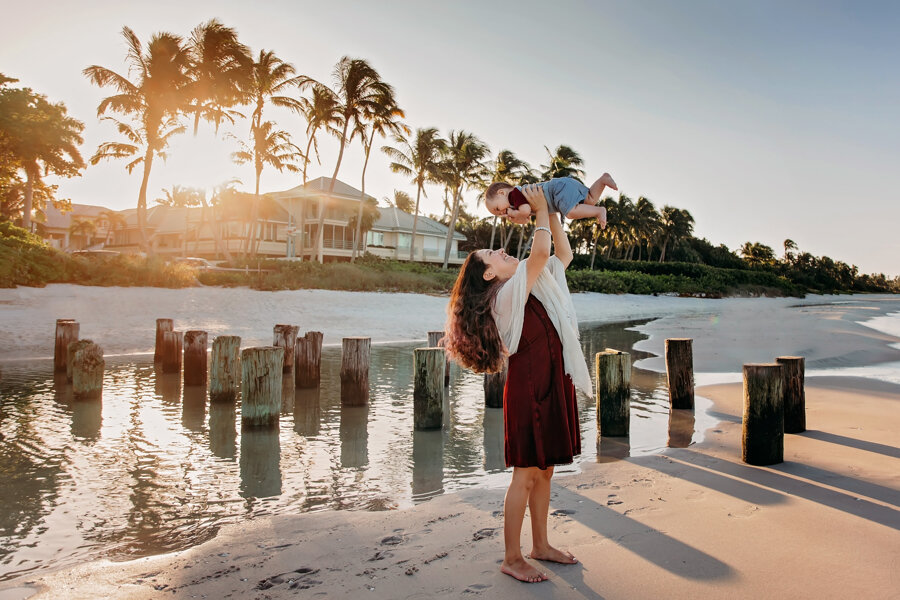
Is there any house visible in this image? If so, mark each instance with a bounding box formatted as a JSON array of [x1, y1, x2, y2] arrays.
[[41, 203, 117, 251], [366, 207, 466, 265], [43, 178, 468, 265]]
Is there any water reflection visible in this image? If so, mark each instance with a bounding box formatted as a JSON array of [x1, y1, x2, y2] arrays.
[[0, 318, 721, 582], [208, 402, 237, 460], [240, 426, 282, 499], [412, 429, 443, 499], [340, 405, 369, 468], [293, 388, 321, 437]]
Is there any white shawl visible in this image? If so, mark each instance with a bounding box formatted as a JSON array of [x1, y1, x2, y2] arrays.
[[492, 256, 593, 398]]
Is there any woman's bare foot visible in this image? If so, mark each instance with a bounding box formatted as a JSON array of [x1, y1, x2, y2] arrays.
[[528, 545, 578, 564], [500, 557, 548, 583]]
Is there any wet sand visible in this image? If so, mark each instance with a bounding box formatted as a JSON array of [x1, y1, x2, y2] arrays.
[[8, 376, 897, 599]]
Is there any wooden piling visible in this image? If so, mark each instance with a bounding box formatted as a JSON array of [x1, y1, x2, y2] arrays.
[[209, 335, 241, 402], [294, 331, 323, 388], [161, 331, 183, 374], [340, 337, 370, 406], [183, 330, 208, 386], [66, 339, 94, 382], [72, 342, 104, 400], [54, 319, 79, 373], [595, 349, 631, 437], [776, 356, 806, 434], [742, 363, 784, 466], [665, 338, 694, 409], [414, 348, 445, 430], [483, 360, 508, 409], [154, 318, 173, 363], [273, 324, 300, 373], [241, 346, 284, 427], [428, 331, 450, 385]]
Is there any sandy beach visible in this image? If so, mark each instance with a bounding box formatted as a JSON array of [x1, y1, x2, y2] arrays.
[[1, 287, 899, 599]]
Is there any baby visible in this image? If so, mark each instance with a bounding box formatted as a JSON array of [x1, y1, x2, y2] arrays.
[[484, 174, 617, 228]]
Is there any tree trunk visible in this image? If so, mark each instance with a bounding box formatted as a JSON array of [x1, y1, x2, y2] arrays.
[[137, 149, 154, 253], [202, 195, 232, 262], [240, 346, 284, 427], [595, 349, 631, 437], [317, 120, 350, 263], [489, 215, 498, 249], [413, 348, 445, 430], [353, 129, 375, 262], [590, 236, 598, 269], [659, 238, 669, 263], [23, 165, 36, 231], [516, 224, 525, 258], [441, 186, 462, 269], [248, 165, 262, 256], [665, 338, 694, 409], [742, 363, 784, 465], [409, 183, 423, 261]]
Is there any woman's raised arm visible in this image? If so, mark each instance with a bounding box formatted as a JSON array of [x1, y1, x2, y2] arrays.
[[522, 184, 550, 295], [549, 213, 573, 269]]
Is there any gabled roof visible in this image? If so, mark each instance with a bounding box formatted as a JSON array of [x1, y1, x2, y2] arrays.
[[43, 203, 111, 229], [269, 177, 377, 203], [372, 207, 465, 240]]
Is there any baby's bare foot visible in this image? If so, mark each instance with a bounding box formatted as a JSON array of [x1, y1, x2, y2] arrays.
[[500, 557, 548, 583], [600, 172, 618, 191], [529, 545, 578, 564]]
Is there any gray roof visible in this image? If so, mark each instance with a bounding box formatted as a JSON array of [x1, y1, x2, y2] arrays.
[[373, 207, 465, 240], [42, 203, 110, 229], [269, 177, 377, 203]]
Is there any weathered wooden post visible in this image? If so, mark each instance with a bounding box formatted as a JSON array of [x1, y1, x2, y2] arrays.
[[414, 348, 445, 429], [154, 318, 173, 363], [665, 338, 694, 409], [161, 331, 183, 374], [483, 360, 508, 409], [241, 346, 284, 426], [776, 356, 806, 434], [54, 319, 79, 373], [183, 330, 208, 386], [428, 331, 450, 385], [273, 324, 300, 373], [66, 339, 94, 382], [209, 335, 241, 402], [341, 337, 370, 406], [742, 363, 784, 466], [294, 331, 323, 388], [72, 342, 104, 400], [595, 349, 631, 437]]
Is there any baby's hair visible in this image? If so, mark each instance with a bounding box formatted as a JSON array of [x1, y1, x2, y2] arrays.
[[485, 181, 513, 200]]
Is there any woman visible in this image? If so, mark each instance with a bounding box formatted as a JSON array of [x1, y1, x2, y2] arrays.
[[445, 184, 593, 583]]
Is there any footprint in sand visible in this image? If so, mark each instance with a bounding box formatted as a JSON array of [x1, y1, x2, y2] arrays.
[[381, 535, 405, 546], [551, 508, 576, 516], [463, 583, 493, 594], [473, 528, 497, 541], [728, 505, 760, 519], [255, 567, 320, 591]]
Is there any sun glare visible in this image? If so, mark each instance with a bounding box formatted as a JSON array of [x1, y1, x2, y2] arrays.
[[156, 131, 241, 197]]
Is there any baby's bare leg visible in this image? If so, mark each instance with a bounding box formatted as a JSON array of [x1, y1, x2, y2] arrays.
[[566, 204, 606, 221], [587, 173, 617, 204]]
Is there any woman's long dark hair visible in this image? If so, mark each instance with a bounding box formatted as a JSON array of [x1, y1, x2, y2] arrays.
[[444, 252, 506, 373]]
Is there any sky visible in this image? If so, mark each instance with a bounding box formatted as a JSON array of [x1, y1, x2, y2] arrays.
[[2, 0, 899, 275]]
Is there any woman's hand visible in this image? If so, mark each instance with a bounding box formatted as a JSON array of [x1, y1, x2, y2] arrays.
[[521, 184, 548, 213]]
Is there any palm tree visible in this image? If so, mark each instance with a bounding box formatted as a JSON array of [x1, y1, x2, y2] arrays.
[[99, 209, 128, 246], [740, 241, 776, 267], [84, 27, 192, 252], [155, 184, 202, 207], [658, 206, 695, 262], [241, 50, 308, 133], [348, 197, 381, 254], [231, 121, 302, 254], [297, 84, 342, 185], [783, 238, 798, 263], [0, 82, 84, 231], [352, 86, 406, 261], [69, 218, 96, 249], [186, 19, 250, 134], [383, 190, 414, 212], [382, 127, 445, 261], [540, 144, 585, 182], [440, 130, 490, 269], [314, 57, 391, 263], [633, 196, 660, 261]]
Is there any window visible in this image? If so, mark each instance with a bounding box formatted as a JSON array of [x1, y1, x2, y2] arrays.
[[397, 233, 411, 249], [367, 231, 384, 246]]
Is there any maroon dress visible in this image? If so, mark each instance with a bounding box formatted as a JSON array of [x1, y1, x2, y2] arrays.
[[503, 295, 581, 469]]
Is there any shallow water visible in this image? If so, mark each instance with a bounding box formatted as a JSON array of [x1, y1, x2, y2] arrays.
[[0, 320, 716, 581]]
